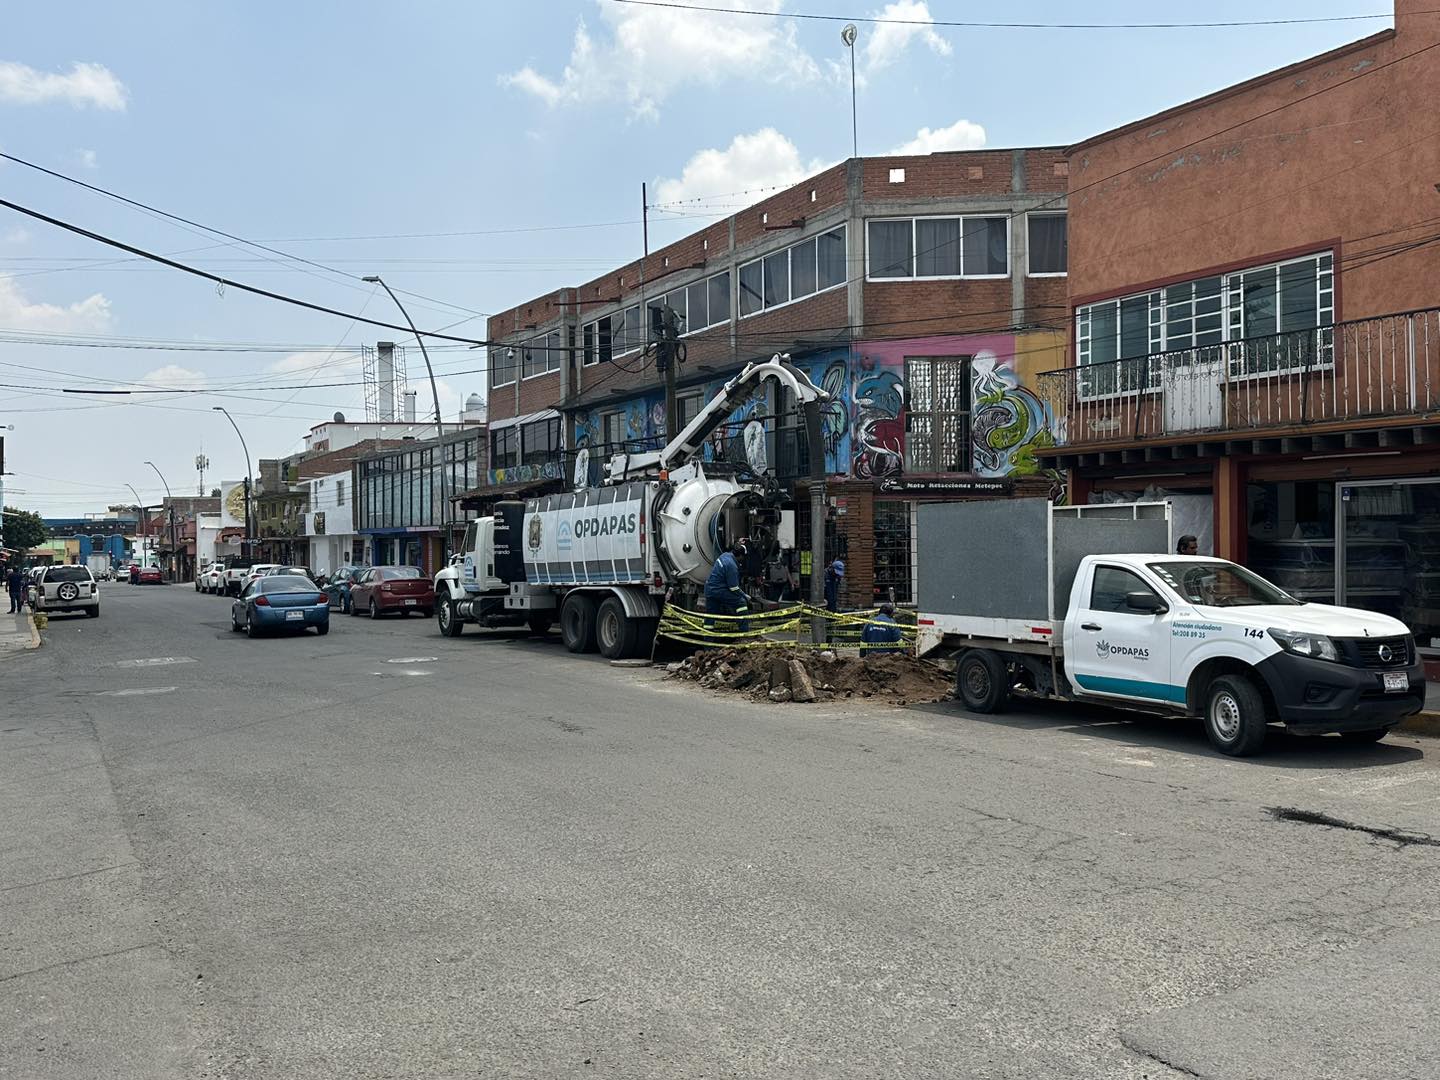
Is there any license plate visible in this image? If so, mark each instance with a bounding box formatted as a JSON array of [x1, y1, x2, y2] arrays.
[[1383, 671, 1408, 693], [404, 598, 417, 606], [285, 610, 304, 621]]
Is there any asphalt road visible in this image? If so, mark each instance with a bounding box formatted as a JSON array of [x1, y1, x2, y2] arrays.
[[5, 583, 1440, 1080]]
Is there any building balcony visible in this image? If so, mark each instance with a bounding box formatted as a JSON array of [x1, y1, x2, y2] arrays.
[[1038, 308, 1440, 465]]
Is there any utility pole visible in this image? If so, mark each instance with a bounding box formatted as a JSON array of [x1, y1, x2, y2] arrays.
[[804, 400, 828, 643], [145, 461, 175, 581], [642, 182, 682, 442]]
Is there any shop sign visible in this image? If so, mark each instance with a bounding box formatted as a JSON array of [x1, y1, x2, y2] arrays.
[[876, 477, 1015, 497]]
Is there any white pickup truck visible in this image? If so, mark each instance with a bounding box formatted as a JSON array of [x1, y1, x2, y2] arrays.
[[916, 499, 1425, 756]]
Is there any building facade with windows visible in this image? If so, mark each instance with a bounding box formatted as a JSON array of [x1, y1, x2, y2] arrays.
[[354, 429, 484, 573], [1040, 0, 1440, 655], [479, 148, 1071, 606]]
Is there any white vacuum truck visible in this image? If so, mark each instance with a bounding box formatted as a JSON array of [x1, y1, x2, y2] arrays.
[[434, 355, 830, 658]]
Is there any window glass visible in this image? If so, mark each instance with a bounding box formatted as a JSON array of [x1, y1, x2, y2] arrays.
[[1087, 302, 1118, 366], [678, 393, 703, 428], [916, 218, 962, 277], [817, 227, 846, 290], [1278, 260, 1318, 332], [962, 216, 1008, 276], [790, 237, 817, 297], [763, 249, 789, 307], [1242, 267, 1278, 337], [686, 280, 708, 330], [521, 417, 559, 462], [597, 316, 613, 364], [379, 566, 424, 579], [868, 220, 913, 278], [1119, 296, 1152, 359], [708, 271, 730, 325], [739, 261, 763, 316], [490, 347, 516, 388], [490, 427, 517, 470], [666, 289, 687, 328], [336, 480, 345, 506], [601, 411, 626, 447], [46, 566, 91, 582], [582, 322, 596, 366], [1027, 214, 1067, 275], [1089, 566, 1158, 613], [622, 305, 642, 352]]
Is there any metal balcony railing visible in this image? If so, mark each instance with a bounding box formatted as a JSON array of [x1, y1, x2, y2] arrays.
[[1038, 308, 1440, 446]]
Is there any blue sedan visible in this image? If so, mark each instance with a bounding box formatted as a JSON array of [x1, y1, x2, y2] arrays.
[[230, 574, 331, 638]]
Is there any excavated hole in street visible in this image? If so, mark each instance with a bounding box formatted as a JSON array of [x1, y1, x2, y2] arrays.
[[1267, 806, 1440, 849]]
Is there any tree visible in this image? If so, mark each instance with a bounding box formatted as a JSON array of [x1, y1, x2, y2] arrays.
[[2, 506, 47, 553], [209, 487, 221, 498]]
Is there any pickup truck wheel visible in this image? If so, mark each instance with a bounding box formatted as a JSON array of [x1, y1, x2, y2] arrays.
[[1341, 727, 1390, 744], [1204, 675, 1268, 756], [957, 650, 1009, 713], [560, 594, 598, 653], [596, 597, 639, 660], [438, 599, 464, 637]]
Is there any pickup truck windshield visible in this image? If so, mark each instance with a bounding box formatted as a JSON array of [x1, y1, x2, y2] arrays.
[[1148, 561, 1300, 608]]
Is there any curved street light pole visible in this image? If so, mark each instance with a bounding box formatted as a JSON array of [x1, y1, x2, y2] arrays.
[[124, 483, 146, 566], [362, 275, 449, 564], [212, 406, 254, 558], [144, 461, 176, 581]]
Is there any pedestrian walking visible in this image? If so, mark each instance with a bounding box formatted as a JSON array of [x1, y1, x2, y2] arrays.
[[7, 565, 26, 614]]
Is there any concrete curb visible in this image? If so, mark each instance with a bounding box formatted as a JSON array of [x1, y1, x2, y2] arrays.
[[1396, 711, 1440, 738], [27, 612, 41, 648]]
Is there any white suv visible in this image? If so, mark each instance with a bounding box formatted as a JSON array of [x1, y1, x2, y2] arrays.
[[34, 565, 100, 618]]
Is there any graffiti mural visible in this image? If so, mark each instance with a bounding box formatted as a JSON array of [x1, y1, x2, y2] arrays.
[[852, 365, 904, 480], [970, 349, 1065, 501]]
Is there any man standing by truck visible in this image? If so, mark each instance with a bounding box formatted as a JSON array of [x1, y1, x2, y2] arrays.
[[705, 540, 750, 620]]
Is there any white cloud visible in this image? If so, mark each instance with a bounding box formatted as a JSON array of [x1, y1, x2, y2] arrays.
[[862, 1, 951, 72], [501, 2, 819, 119], [136, 364, 207, 391], [77, 148, 98, 169], [654, 128, 829, 206], [890, 118, 987, 156], [0, 61, 127, 110], [0, 277, 111, 332]]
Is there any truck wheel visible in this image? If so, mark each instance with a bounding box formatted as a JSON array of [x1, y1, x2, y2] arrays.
[[1341, 727, 1390, 744], [438, 599, 464, 638], [956, 650, 1010, 713], [527, 613, 553, 636], [1204, 674, 1268, 756], [560, 594, 598, 654], [596, 597, 639, 660]]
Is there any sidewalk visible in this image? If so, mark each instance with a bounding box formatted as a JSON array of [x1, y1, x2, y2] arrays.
[[0, 610, 40, 658]]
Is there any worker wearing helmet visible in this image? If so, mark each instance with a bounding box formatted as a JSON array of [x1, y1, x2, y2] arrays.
[[705, 538, 750, 620]]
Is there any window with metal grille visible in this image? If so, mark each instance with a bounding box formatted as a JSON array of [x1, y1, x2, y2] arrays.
[[904, 356, 971, 473]]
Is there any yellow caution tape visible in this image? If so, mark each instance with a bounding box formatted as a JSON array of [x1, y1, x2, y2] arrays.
[[657, 601, 918, 650]]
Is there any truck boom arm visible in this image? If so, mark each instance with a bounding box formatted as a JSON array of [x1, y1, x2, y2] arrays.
[[607, 353, 830, 482]]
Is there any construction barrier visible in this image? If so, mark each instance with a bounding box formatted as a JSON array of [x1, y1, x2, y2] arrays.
[[657, 601, 918, 651]]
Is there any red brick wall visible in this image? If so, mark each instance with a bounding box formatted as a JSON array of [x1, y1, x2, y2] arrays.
[[734, 164, 848, 248], [1067, 8, 1440, 318]]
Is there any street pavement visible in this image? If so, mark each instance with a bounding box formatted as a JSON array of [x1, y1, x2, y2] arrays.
[[4, 582, 1440, 1080]]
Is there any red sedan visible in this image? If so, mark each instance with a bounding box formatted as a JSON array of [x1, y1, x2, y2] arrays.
[[137, 565, 164, 585], [348, 566, 434, 618]]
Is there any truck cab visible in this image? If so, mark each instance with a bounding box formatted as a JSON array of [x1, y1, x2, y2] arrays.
[[1060, 554, 1425, 753]]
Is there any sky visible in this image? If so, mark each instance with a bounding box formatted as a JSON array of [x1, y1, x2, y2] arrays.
[[0, 0, 1399, 516]]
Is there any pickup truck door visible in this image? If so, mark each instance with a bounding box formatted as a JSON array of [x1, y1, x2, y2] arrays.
[[1066, 563, 1180, 705]]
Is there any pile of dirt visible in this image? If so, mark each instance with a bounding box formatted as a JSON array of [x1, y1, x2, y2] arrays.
[[667, 647, 953, 706]]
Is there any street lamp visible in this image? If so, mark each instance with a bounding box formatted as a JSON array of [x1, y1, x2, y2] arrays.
[[144, 460, 176, 581], [362, 275, 450, 565], [212, 406, 254, 556]]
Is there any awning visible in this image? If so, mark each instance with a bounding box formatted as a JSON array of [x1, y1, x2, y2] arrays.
[[488, 407, 559, 432]]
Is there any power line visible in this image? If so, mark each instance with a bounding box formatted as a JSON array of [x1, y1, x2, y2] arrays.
[[0, 195, 493, 346], [606, 0, 1416, 30]]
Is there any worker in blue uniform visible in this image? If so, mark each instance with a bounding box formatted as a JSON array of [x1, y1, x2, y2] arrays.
[[705, 539, 750, 623], [860, 602, 905, 655]]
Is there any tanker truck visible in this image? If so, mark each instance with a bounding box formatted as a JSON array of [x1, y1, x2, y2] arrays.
[[433, 354, 829, 658]]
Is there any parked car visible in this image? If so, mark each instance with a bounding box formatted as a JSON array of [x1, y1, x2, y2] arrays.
[[196, 561, 222, 592], [266, 565, 313, 581], [219, 559, 257, 596], [230, 574, 330, 638], [32, 564, 100, 618], [349, 565, 434, 618], [321, 565, 367, 613], [202, 562, 227, 594], [137, 565, 164, 585]]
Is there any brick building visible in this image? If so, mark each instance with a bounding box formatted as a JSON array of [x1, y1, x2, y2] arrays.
[[478, 147, 1071, 606], [1039, 0, 1440, 657]]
